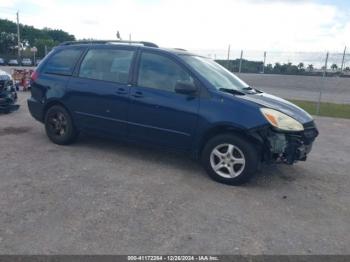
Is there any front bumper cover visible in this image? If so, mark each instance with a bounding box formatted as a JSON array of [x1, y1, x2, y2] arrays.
[[258, 121, 319, 164], [0, 87, 20, 113]]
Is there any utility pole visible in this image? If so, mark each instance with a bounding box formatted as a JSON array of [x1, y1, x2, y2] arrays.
[[31, 47, 37, 65], [263, 51, 267, 74], [239, 50, 243, 73], [316, 52, 329, 115], [16, 11, 21, 64], [226, 44, 231, 70], [340, 46, 347, 72]]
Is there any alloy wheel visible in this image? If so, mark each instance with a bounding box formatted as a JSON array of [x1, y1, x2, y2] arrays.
[[210, 143, 246, 178]]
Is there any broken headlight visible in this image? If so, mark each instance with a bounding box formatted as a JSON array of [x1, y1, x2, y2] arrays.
[[260, 108, 304, 132]]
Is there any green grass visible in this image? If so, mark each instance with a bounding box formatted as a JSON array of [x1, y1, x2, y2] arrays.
[[289, 100, 350, 119]]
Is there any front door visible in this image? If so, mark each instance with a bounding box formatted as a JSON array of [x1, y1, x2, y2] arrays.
[[127, 51, 200, 150]]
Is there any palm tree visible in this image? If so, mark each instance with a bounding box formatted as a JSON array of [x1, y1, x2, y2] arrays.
[[307, 64, 314, 72], [273, 62, 282, 73], [298, 62, 304, 70], [331, 64, 338, 71]]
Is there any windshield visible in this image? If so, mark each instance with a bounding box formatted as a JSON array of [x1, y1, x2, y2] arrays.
[[180, 55, 250, 91]]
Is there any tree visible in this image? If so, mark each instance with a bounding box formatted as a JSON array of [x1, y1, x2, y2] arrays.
[[273, 62, 282, 73], [307, 64, 314, 72], [265, 63, 273, 73], [331, 64, 338, 71], [297, 62, 304, 70], [285, 63, 299, 74], [34, 38, 57, 58], [0, 18, 75, 58], [0, 32, 17, 54], [42, 28, 75, 43]]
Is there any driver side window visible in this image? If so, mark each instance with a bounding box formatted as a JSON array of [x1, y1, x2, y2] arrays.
[[138, 52, 194, 92]]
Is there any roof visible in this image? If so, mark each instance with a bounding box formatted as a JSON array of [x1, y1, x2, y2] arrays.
[[57, 40, 199, 56], [59, 40, 159, 48]]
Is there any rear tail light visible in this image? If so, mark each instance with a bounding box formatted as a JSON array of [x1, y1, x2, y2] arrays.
[[31, 71, 38, 81]]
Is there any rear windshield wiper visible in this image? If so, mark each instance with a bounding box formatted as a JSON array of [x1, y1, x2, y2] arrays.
[[219, 88, 245, 96]]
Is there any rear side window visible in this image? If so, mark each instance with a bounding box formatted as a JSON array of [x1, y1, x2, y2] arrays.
[[43, 48, 83, 76], [78, 49, 134, 84]]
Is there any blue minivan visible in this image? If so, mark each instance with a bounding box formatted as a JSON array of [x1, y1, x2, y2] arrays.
[[28, 40, 318, 185]]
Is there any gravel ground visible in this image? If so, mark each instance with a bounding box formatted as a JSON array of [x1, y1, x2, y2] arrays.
[[0, 92, 349, 255]]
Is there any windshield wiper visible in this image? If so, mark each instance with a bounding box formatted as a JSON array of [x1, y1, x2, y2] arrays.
[[219, 88, 245, 95], [242, 86, 263, 93]]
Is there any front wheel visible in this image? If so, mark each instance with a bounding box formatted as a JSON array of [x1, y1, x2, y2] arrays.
[[201, 134, 259, 185], [44, 105, 78, 145]]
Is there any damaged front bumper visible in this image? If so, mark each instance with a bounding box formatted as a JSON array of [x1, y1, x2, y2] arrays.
[[0, 87, 20, 113], [257, 121, 319, 164]]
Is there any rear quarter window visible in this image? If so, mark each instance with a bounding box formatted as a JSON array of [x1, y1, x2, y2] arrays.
[[43, 48, 83, 76]]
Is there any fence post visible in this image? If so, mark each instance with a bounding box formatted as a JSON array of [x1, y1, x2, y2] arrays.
[[316, 52, 329, 115], [226, 45, 231, 70], [239, 50, 243, 73], [263, 51, 267, 74], [340, 46, 346, 72]]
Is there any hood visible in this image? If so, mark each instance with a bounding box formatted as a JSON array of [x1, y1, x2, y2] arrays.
[[0, 70, 12, 80], [239, 92, 313, 124]]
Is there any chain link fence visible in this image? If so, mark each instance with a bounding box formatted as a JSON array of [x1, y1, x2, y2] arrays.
[[190, 48, 350, 111], [192, 48, 350, 73]]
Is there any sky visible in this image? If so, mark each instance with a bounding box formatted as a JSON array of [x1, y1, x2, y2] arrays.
[[0, 0, 349, 53]]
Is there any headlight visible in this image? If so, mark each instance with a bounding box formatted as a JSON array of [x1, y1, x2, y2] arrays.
[[260, 108, 304, 131]]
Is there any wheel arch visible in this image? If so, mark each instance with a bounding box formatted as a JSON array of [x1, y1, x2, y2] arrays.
[[43, 100, 72, 122], [197, 124, 264, 158]]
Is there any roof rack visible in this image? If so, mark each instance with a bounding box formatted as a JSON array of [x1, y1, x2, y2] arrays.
[[59, 40, 158, 48]]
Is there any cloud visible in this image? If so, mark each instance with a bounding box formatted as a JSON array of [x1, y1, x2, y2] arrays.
[[1, 0, 349, 52], [81, 19, 99, 26]]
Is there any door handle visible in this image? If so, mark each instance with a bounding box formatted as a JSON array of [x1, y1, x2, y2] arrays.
[[132, 91, 144, 98], [116, 87, 127, 95]]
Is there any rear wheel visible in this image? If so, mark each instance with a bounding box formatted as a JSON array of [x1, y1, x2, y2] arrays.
[[201, 134, 259, 185], [44, 105, 78, 145]]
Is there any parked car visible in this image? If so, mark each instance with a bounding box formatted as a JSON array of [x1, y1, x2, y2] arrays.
[[22, 58, 32, 66], [0, 70, 19, 113], [28, 40, 319, 185], [35, 59, 42, 66], [8, 59, 19, 66], [0, 58, 5, 66]]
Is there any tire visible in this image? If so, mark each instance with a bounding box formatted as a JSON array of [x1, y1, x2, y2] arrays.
[[201, 133, 259, 185], [44, 105, 78, 145]]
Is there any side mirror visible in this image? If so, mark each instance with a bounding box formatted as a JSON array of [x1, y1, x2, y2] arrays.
[[175, 81, 197, 95]]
